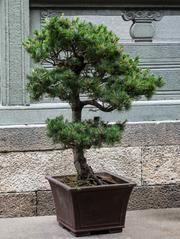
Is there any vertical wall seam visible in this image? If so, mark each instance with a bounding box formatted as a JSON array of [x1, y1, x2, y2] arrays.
[[20, 0, 24, 105], [1, 0, 30, 106], [6, 0, 10, 105], [35, 190, 38, 216], [22, 0, 30, 105], [1, 0, 10, 105], [0, 0, 2, 104], [141, 146, 143, 186]]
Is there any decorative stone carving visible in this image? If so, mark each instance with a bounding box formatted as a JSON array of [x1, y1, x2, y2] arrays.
[[40, 10, 63, 23], [122, 11, 163, 42], [130, 22, 155, 41], [123, 11, 163, 22]]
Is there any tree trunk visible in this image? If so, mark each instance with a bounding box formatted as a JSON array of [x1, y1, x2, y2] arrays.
[[73, 146, 102, 185], [71, 101, 102, 185]]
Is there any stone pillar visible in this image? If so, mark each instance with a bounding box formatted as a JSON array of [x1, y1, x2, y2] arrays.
[[0, 0, 30, 106]]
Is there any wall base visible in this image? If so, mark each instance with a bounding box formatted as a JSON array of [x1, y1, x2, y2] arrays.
[[0, 185, 179, 218]]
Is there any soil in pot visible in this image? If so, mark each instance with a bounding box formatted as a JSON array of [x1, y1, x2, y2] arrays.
[[57, 174, 126, 187]]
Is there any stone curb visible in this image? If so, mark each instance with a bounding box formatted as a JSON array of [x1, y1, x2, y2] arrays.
[[0, 121, 180, 152]]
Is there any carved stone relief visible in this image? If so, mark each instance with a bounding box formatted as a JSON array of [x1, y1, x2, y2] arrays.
[[40, 10, 63, 23], [122, 11, 163, 22], [122, 11, 163, 42]]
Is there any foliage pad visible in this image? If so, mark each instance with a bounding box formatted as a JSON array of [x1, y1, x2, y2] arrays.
[[47, 116, 124, 148], [24, 16, 164, 149]]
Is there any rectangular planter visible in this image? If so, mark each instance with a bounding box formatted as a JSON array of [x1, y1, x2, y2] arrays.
[[46, 172, 136, 237]]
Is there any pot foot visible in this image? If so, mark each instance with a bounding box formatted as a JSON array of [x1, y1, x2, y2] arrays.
[[58, 222, 91, 237], [72, 228, 123, 237], [58, 222, 66, 229], [59, 222, 123, 237], [72, 231, 91, 237], [109, 228, 123, 233]]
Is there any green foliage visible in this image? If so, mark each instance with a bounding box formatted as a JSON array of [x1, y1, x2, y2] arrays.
[[47, 116, 124, 148], [23, 16, 165, 149], [27, 68, 77, 101]]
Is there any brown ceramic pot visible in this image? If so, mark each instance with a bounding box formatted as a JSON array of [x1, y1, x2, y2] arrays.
[[46, 172, 136, 237]]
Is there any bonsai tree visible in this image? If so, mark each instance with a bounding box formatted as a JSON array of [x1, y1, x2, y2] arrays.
[[23, 16, 164, 186]]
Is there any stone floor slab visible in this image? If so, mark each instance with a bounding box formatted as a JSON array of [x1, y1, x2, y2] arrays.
[[0, 208, 180, 239]]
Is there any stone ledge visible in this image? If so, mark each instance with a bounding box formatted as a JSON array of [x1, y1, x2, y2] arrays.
[[1, 102, 180, 125], [0, 121, 179, 152], [30, 0, 180, 8]]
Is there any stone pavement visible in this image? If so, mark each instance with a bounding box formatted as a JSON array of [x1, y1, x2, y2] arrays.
[[0, 208, 180, 239]]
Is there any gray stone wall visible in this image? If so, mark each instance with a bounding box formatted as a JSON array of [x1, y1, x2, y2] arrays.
[[1, 2, 180, 124], [0, 0, 180, 218], [0, 122, 180, 217]]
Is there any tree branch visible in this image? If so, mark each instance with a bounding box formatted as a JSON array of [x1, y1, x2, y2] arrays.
[[81, 100, 115, 112]]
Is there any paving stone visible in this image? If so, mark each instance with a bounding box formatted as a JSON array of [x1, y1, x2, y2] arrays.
[[1, 209, 180, 239]]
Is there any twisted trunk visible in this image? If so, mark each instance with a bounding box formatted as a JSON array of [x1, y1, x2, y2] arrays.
[[71, 100, 102, 185], [73, 146, 101, 185]]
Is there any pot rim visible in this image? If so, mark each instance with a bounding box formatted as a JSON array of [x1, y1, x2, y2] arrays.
[[46, 171, 136, 191]]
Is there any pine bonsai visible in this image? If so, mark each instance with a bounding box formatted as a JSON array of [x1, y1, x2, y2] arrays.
[[23, 16, 164, 186]]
